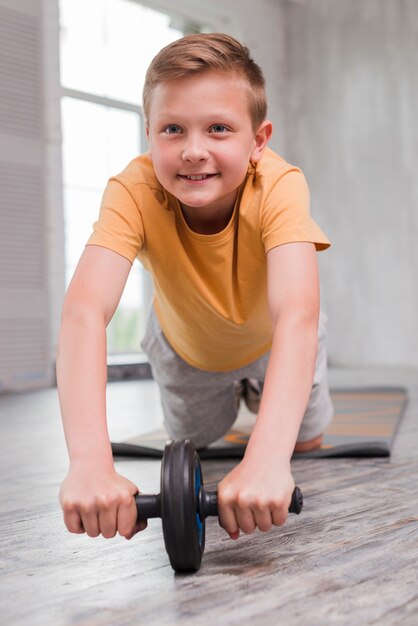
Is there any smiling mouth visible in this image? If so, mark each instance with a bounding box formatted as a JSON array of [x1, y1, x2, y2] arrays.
[[178, 173, 218, 181]]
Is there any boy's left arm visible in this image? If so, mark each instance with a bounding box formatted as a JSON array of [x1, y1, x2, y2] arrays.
[[217, 242, 320, 539]]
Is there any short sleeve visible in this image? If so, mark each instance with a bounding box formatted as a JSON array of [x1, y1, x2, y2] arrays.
[[86, 177, 145, 263], [260, 169, 330, 252]]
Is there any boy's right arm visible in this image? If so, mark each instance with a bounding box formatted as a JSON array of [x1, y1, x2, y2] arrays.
[[57, 245, 145, 539]]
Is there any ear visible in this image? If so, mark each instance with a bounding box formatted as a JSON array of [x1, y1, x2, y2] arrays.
[[145, 125, 151, 157], [250, 120, 273, 163]]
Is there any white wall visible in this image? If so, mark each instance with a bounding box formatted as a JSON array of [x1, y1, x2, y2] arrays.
[[284, 0, 418, 367]]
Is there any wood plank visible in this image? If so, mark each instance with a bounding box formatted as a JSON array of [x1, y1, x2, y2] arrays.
[[1, 369, 418, 625]]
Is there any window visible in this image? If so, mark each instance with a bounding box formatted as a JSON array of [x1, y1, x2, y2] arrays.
[[59, 0, 184, 356]]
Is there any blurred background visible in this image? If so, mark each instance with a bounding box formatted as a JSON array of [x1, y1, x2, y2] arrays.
[[0, 0, 417, 392]]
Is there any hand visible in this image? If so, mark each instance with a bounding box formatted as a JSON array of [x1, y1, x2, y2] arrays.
[[59, 462, 145, 540], [217, 455, 295, 540]]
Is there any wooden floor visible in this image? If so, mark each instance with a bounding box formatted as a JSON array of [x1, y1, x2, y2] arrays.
[[1, 366, 418, 626]]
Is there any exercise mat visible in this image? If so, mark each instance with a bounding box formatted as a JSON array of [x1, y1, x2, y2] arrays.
[[111, 387, 407, 459]]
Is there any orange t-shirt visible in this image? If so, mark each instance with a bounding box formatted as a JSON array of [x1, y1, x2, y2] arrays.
[[87, 147, 330, 371]]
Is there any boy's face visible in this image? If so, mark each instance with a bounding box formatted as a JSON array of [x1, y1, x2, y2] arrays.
[[146, 71, 272, 227]]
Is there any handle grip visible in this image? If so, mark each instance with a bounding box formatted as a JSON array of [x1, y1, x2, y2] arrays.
[[135, 493, 161, 519], [198, 486, 303, 520]]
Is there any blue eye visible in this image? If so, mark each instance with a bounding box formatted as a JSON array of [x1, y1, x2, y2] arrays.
[[164, 125, 182, 134], [210, 124, 228, 133]]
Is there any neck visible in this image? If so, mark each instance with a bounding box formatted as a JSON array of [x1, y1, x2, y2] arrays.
[[180, 204, 234, 234]]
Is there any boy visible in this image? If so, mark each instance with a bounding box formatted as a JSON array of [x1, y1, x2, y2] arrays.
[[58, 33, 332, 542]]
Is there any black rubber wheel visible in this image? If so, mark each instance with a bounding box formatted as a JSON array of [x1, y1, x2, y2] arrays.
[[160, 440, 205, 572]]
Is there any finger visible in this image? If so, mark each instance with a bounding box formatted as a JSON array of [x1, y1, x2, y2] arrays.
[[63, 509, 85, 534], [218, 501, 240, 538], [253, 506, 273, 533], [229, 530, 240, 540], [98, 505, 118, 539], [118, 496, 145, 539], [124, 519, 147, 540], [272, 507, 288, 527], [235, 506, 256, 534], [80, 509, 100, 537]]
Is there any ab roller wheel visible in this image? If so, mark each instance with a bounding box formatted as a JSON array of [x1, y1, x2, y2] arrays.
[[134, 440, 303, 572], [160, 440, 207, 571]]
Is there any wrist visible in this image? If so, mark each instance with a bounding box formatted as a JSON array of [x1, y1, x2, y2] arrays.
[[246, 412, 300, 464], [68, 441, 114, 470], [244, 436, 292, 469]]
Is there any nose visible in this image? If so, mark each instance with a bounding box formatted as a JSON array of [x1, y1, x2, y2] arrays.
[[181, 134, 209, 162]]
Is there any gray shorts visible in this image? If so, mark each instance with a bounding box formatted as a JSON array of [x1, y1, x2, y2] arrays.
[[141, 308, 334, 449]]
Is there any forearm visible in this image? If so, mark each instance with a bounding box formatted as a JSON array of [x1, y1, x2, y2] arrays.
[[56, 310, 113, 468], [245, 313, 318, 463]]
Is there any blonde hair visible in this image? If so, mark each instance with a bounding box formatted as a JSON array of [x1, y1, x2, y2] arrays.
[[142, 33, 267, 131]]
